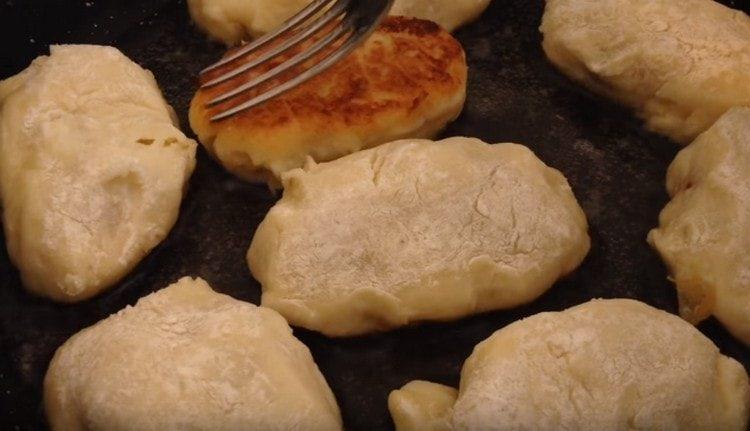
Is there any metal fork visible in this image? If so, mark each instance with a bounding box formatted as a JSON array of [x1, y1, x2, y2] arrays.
[[200, 0, 394, 122]]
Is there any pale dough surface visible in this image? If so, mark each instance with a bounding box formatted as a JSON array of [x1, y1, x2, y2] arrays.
[[188, 0, 492, 44], [188, 0, 311, 45], [540, 0, 750, 144], [389, 0, 491, 32], [0, 45, 196, 302], [649, 107, 750, 346], [248, 137, 590, 336], [389, 299, 750, 431], [44, 277, 343, 431]]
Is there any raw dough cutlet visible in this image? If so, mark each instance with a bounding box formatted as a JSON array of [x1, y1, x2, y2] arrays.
[[390, 0, 492, 32], [0, 45, 196, 302], [649, 107, 750, 346], [188, 0, 493, 45], [44, 277, 342, 431], [540, 0, 750, 144], [190, 16, 467, 186], [389, 299, 750, 431], [248, 137, 590, 337], [188, 0, 311, 45]]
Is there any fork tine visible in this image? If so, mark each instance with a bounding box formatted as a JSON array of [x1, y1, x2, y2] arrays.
[[200, 0, 335, 75], [207, 21, 350, 108], [201, 0, 351, 89], [209, 13, 384, 122]]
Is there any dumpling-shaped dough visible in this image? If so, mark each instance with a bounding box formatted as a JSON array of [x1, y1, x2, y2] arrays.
[[188, 0, 491, 45], [0, 45, 197, 302], [44, 277, 342, 431], [388, 0, 492, 32], [248, 137, 590, 336], [188, 0, 311, 45], [540, 0, 750, 144], [649, 107, 750, 345], [191, 17, 466, 186], [389, 299, 750, 431]]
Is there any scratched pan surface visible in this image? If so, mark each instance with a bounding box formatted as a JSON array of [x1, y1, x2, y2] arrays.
[[1, 0, 750, 429]]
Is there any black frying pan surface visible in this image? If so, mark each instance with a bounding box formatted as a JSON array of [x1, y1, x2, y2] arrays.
[[1, 1, 749, 430]]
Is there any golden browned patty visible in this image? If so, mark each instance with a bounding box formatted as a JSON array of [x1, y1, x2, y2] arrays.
[[190, 16, 467, 186]]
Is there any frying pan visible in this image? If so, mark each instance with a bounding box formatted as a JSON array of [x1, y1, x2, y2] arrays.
[[1, 1, 750, 430]]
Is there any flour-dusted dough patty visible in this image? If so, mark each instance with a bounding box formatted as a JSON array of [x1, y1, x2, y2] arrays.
[[188, 0, 311, 45], [188, 0, 491, 45], [386, 0, 492, 33], [540, 0, 750, 144], [389, 299, 750, 431], [0, 45, 197, 302], [44, 277, 342, 431], [191, 17, 466, 186], [248, 137, 590, 337], [649, 107, 750, 346]]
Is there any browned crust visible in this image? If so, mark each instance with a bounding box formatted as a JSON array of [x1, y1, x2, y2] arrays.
[[191, 16, 466, 146]]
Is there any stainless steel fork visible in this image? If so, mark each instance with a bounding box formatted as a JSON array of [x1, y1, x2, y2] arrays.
[[200, 0, 394, 122]]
